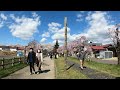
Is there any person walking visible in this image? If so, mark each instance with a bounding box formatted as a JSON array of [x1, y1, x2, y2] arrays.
[[79, 47, 87, 70], [50, 53, 53, 60], [36, 49, 42, 74], [27, 48, 37, 75]]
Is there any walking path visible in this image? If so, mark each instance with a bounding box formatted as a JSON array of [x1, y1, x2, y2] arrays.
[[2, 57, 55, 79], [66, 60, 116, 79], [91, 58, 117, 65]]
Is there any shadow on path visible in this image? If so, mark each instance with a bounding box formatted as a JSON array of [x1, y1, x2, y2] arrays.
[[41, 69, 50, 73], [66, 63, 75, 70]]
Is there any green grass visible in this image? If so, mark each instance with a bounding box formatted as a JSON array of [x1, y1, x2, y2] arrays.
[[0, 63, 28, 79], [55, 57, 89, 79], [67, 57, 120, 77]]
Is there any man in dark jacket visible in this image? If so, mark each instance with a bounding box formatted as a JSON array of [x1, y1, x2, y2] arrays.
[[27, 48, 37, 75]]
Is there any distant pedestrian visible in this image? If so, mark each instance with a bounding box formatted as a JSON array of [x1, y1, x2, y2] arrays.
[[36, 49, 42, 74], [87, 52, 91, 61], [56, 53, 58, 58], [27, 48, 37, 75], [48, 53, 49, 57], [76, 52, 79, 60], [54, 53, 57, 59], [50, 53, 53, 60]]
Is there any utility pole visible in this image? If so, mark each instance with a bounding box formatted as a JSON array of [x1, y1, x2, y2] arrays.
[[64, 17, 67, 68]]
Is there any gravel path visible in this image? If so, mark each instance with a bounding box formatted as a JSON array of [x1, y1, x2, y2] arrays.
[[2, 57, 55, 79], [66, 60, 116, 79]]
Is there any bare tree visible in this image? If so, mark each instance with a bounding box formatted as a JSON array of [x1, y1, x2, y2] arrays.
[[108, 24, 120, 65], [28, 40, 39, 52]]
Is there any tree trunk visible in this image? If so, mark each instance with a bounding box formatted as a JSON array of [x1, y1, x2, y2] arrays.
[[117, 51, 120, 65]]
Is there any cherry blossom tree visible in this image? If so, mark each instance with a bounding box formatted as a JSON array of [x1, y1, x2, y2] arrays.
[[58, 35, 92, 58], [108, 24, 120, 65]]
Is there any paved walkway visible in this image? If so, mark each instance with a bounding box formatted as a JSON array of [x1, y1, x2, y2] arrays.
[[2, 57, 55, 79], [66, 60, 116, 79]]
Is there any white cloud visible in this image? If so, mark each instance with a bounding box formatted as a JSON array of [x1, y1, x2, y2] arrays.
[[48, 22, 61, 33], [76, 14, 83, 22], [32, 12, 38, 18], [52, 33, 64, 40], [42, 32, 50, 37], [77, 14, 82, 18], [48, 22, 72, 45], [79, 11, 114, 44], [80, 11, 85, 13], [51, 27, 70, 40], [9, 13, 41, 40], [0, 13, 7, 28], [48, 22, 61, 27], [0, 13, 7, 20], [40, 38, 47, 43], [50, 11, 115, 46], [0, 21, 3, 28], [68, 33, 81, 41], [10, 14, 15, 19]]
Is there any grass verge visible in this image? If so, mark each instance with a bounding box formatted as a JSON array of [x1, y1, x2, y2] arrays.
[[67, 57, 120, 77], [0, 63, 28, 79], [55, 57, 89, 79]]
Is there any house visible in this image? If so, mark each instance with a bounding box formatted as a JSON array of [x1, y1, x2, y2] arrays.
[[99, 51, 113, 59], [0, 47, 2, 51], [103, 44, 117, 57], [90, 46, 106, 58], [9, 46, 17, 52], [0, 46, 10, 51], [0, 45, 18, 51]]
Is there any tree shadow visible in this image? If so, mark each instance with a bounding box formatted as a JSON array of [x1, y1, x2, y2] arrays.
[[115, 77, 120, 79], [66, 63, 75, 70], [41, 69, 50, 73]]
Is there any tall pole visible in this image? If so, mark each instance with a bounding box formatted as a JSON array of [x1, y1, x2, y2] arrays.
[[116, 27, 120, 64], [64, 17, 67, 68]]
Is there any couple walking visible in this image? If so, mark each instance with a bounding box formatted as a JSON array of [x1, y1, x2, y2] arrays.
[[27, 48, 43, 75]]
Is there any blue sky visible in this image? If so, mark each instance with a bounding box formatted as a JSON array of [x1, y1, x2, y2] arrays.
[[0, 11, 120, 46]]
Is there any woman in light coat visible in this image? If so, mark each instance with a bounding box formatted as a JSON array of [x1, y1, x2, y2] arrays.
[[36, 49, 42, 74]]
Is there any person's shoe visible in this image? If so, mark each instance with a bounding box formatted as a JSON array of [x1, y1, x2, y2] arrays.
[[35, 72, 37, 74], [39, 71, 41, 74], [79, 67, 83, 70], [83, 66, 86, 68]]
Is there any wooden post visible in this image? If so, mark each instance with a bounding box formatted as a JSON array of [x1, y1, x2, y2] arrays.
[[19, 57, 21, 64], [2, 58, 4, 69], [64, 17, 67, 69], [12, 58, 14, 66]]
